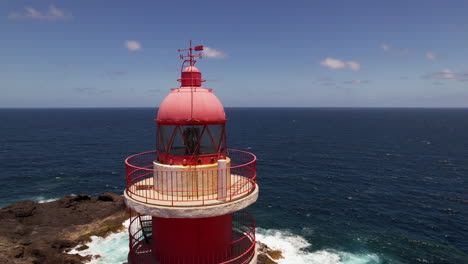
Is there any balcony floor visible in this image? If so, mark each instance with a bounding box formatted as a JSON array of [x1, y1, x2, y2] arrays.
[[127, 174, 255, 207]]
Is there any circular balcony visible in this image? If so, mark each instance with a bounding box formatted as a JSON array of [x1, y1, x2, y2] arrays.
[[128, 210, 256, 264], [125, 149, 256, 207]]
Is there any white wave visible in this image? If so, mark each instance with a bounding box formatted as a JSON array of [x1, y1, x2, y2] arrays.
[[69, 219, 130, 264], [33, 196, 59, 203], [69, 223, 381, 264], [256, 228, 381, 264]]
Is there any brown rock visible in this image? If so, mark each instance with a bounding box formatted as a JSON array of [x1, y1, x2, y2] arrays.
[[257, 241, 268, 253], [76, 245, 89, 251], [0, 193, 127, 264], [11, 246, 24, 258], [51, 239, 73, 249], [59, 194, 90, 208], [267, 249, 284, 260], [18, 239, 32, 246], [98, 192, 117, 202], [256, 241, 284, 264], [257, 253, 279, 264], [7, 200, 36, 217]]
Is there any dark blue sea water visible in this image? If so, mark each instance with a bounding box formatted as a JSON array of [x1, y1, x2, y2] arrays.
[[1, 108, 467, 264]]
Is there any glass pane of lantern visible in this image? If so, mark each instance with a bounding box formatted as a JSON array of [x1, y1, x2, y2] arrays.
[[169, 126, 189, 155], [157, 125, 175, 153], [210, 124, 225, 152], [198, 124, 225, 154], [199, 127, 215, 154], [182, 125, 202, 155], [160, 125, 225, 156]]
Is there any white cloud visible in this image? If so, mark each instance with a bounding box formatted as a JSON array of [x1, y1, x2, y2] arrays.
[[346, 61, 361, 71], [125, 40, 142, 51], [320, 57, 361, 71], [422, 69, 465, 80], [381, 43, 391, 52], [8, 5, 73, 21], [426, 52, 438, 60], [435, 69, 457, 79], [345, 80, 370, 84], [380, 43, 410, 55], [202, 47, 227, 59], [320, 58, 345, 70]]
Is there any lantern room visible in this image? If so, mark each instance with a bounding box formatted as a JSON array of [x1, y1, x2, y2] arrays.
[[155, 48, 227, 166]]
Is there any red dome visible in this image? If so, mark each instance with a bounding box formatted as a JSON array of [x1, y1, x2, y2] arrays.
[[183, 66, 200, 72], [156, 87, 226, 124]]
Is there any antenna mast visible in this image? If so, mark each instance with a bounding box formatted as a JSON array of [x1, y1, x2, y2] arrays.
[[177, 41, 204, 120]]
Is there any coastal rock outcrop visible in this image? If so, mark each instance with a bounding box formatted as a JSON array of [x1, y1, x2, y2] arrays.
[[257, 241, 284, 264], [1, 193, 284, 264], [0, 193, 126, 264]]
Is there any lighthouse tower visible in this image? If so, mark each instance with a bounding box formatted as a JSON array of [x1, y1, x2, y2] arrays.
[[124, 42, 259, 264]]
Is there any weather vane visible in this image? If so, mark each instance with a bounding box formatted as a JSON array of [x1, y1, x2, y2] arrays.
[[178, 40, 204, 67]]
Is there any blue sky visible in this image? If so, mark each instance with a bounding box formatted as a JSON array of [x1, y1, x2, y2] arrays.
[[1, 0, 468, 107]]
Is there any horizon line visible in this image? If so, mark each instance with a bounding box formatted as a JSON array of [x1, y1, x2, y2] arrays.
[[1, 106, 468, 110]]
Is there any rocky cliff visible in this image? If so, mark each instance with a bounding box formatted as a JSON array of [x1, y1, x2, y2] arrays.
[[0, 193, 284, 264], [0, 193, 127, 264]]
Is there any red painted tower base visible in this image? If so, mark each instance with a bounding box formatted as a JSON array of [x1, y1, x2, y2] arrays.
[[152, 214, 233, 263]]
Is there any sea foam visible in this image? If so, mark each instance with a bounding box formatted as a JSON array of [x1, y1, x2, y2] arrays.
[[69, 220, 130, 264], [34, 196, 59, 203], [70, 224, 381, 264], [256, 228, 382, 264]]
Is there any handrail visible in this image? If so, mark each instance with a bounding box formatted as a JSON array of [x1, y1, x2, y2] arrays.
[[125, 149, 257, 207], [125, 149, 257, 171]]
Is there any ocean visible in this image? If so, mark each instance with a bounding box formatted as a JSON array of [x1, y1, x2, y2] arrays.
[[1, 108, 467, 264]]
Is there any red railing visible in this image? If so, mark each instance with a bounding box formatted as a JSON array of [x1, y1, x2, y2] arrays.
[[125, 149, 256, 207], [128, 210, 256, 264]]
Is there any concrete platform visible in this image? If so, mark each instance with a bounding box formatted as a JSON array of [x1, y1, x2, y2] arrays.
[[124, 174, 258, 218]]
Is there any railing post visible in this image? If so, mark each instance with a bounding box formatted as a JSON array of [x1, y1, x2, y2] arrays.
[[217, 159, 227, 200]]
